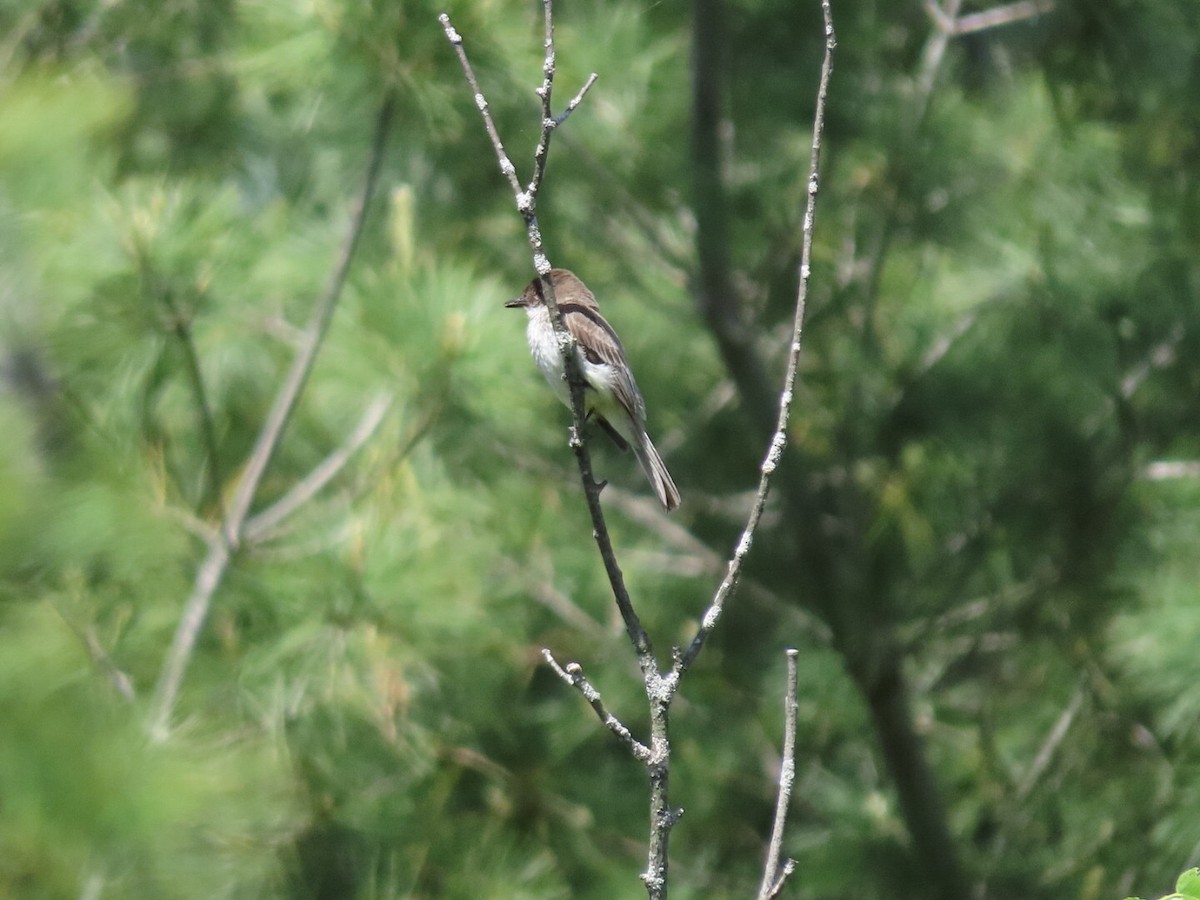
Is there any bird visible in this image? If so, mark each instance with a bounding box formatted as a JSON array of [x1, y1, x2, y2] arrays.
[[506, 268, 681, 512]]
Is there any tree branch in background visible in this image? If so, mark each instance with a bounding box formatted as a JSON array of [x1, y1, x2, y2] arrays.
[[145, 93, 396, 741], [927, 0, 1055, 36], [243, 392, 393, 543], [690, 0, 777, 425], [170, 316, 224, 513], [49, 598, 136, 703], [128, 243, 225, 514], [917, 0, 964, 121]]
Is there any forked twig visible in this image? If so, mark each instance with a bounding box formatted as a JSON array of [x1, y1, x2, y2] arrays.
[[146, 94, 395, 741], [243, 393, 393, 543], [543, 649, 651, 762]]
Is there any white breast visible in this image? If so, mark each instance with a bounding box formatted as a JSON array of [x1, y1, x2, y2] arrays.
[[524, 305, 622, 418], [526, 305, 572, 406]]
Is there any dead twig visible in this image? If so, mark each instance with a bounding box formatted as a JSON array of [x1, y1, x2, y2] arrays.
[[243, 393, 392, 543], [673, 0, 835, 680], [146, 93, 395, 741], [757, 649, 801, 900]]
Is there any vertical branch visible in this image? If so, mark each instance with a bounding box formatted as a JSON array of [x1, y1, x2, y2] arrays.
[[675, 0, 836, 679], [145, 93, 395, 741], [863, 660, 971, 899], [170, 316, 224, 513], [642, 691, 674, 899], [442, 7, 672, 895], [758, 649, 801, 900]]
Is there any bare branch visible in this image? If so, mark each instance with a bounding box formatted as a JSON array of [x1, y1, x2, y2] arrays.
[[543, 649, 652, 761], [674, 0, 835, 680], [758, 649, 801, 900], [438, 14, 522, 198], [954, 0, 1054, 35], [1143, 460, 1200, 480], [444, 5, 836, 898], [554, 73, 599, 127], [765, 860, 798, 899], [917, 0, 963, 117], [146, 93, 395, 741], [528, 1, 598, 196], [243, 393, 392, 543], [441, 10, 676, 895], [1016, 679, 1086, 801], [49, 600, 136, 702]]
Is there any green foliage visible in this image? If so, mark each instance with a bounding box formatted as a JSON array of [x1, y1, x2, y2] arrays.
[[1125, 867, 1200, 900]]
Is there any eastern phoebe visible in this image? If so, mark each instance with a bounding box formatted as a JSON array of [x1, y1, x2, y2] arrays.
[[506, 269, 681, 512]]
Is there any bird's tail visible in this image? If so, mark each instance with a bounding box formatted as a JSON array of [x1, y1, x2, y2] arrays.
[[633, 433, 681, 512]]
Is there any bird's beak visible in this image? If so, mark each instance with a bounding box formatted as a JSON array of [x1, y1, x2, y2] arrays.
[[504, 297, 525, 309]]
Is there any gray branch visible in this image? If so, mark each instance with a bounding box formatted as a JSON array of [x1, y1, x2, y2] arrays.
[[757, 649, 801, 900], [673, 0, 835, 682], [243, 392, 392, 543], [145, 94, 395, 741], [543, 649, 651, 761]]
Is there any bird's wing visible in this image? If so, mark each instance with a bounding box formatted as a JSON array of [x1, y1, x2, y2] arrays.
[[559, 302, 647, 424]]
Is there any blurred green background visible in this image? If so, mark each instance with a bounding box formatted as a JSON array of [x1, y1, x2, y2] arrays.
[[1, 0, 1199, 897]]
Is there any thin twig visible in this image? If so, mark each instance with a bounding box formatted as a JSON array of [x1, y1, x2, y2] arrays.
[[673, 0, 835, 681], [917, 0, 963, 116], [765, 860, 798, 899], [949, 0, 1054, 35], [757, 649, 801, 900], [438, 16, 522, 198], [169, 316, 225, 513], [48, 600, 136, 702], [554, 73, 599, 126], [1016, 679, 1086, 801], [543, 649, 652, 761], [145, 93, 396, 741], [243, 393, 392, 543]]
